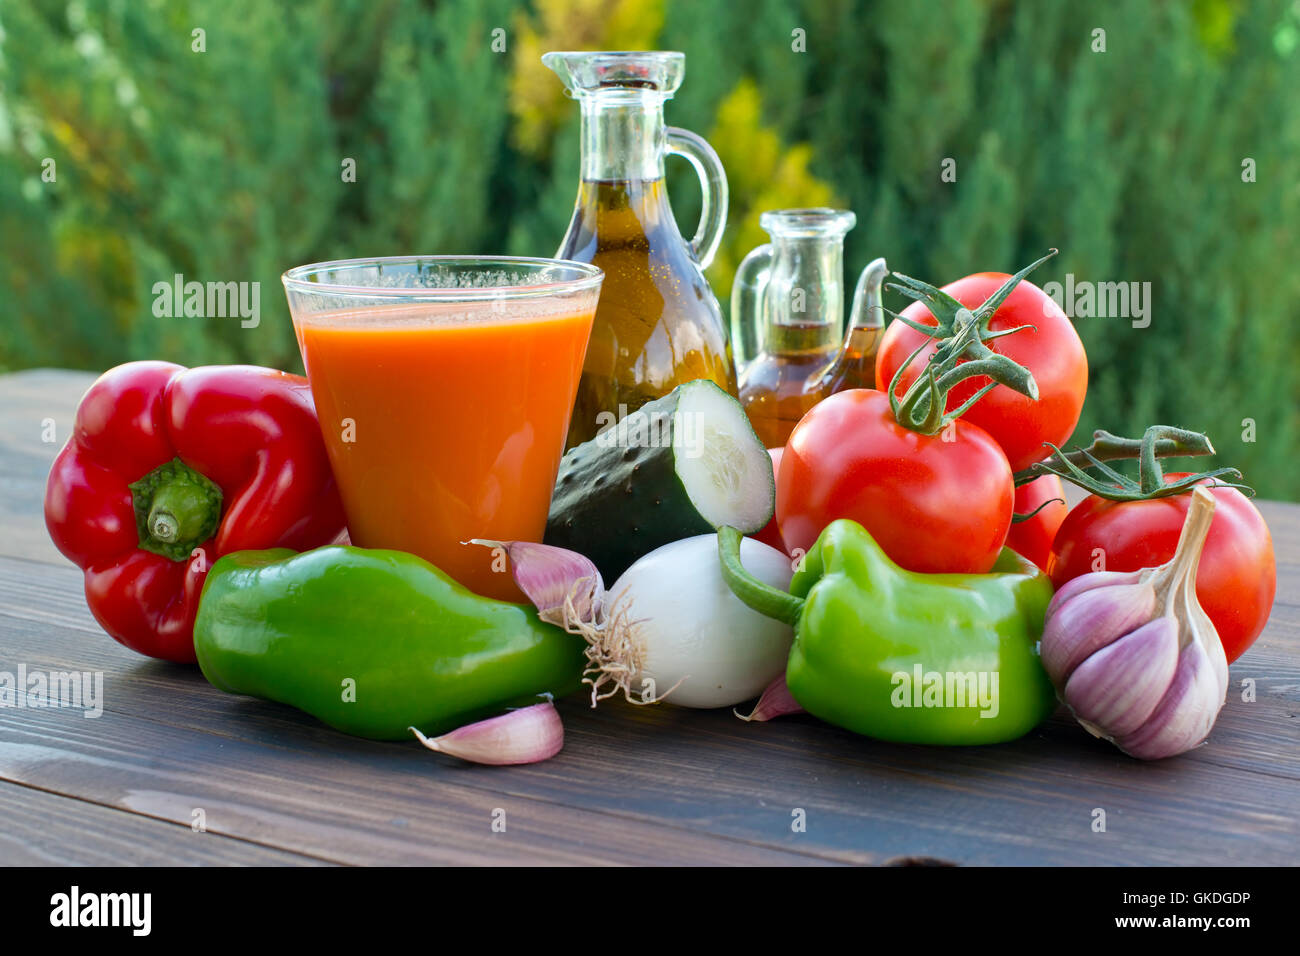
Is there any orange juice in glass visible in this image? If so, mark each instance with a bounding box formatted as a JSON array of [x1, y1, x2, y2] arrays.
[[282, 256, 603, 601]]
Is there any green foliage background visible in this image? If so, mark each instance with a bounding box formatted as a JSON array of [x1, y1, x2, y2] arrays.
[[2, 0, 1297, 497]]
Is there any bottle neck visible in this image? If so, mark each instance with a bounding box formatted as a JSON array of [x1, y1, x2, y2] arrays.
[[578, 89, 667, 182], [764, 235, 846, 349]]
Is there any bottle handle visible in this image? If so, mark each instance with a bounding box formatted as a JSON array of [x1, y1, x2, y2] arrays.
[[666, 126, 728, 270], [847, 257, 889, 331], [730, 243, 773, 370]]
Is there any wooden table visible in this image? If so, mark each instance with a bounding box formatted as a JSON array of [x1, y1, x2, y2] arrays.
[[1, 369, 1295, 866]]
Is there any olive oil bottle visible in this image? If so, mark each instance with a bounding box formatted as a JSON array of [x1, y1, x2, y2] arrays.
[[545, 51, 737, 448]]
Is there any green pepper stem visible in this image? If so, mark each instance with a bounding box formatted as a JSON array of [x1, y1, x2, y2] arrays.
[[148, 481, 210, 543], [716, 526, 803, 628]]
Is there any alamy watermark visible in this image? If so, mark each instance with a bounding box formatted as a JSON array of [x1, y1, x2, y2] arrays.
[[1041, 273, 1151, 329], [152, 273, 260, 328], [0, 664, 104, 718], [50, 886, 150, 936], [890, 664, 1000, 718], [594, 405, 704, 459]]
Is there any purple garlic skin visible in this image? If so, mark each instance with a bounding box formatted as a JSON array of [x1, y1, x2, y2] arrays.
[[1114, 641, 1226, 760], [410, 701, 564, 766], [469, 539, 604, 628], [1041, 487, 1229, 760], [736, 674, 805, 722], [1064, 617, 1178, 737], [1041, 580, 1155, 685], [1047, 568, 1142, 617]]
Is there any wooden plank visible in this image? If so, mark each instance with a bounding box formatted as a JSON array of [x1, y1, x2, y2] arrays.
[[1258, 499, 1300, 566], [0, 779, 329, 866], [0, 704, 839, 867], [1, 555, 1295, 865]]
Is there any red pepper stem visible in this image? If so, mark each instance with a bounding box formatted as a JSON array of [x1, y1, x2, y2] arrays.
[[148, 482, 211, 544], [716, 526, 802, 628], [128, 458, 223, 561]]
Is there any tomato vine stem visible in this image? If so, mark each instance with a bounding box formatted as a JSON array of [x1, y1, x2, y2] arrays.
[[886, 253, 1056, 435], [1015, 425, 1253, 500]]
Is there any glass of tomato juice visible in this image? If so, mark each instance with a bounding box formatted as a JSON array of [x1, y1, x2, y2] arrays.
[[282, 256, 603, 601]]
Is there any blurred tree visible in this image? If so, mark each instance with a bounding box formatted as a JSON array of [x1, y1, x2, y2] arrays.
[[0, 0, 339, 369], [704, 77, 839, 296], [346, 0, 515, 257], [508, 0, 664, 157], [766, 0, 1300, 499]]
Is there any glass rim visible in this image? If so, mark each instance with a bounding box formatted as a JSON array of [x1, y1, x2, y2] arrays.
[[281, 255, 605, 301], [760, 207, 857, 238], [543, 50, 685, 61], [761, 207, 855, 224], [542, 51, 685, 97]]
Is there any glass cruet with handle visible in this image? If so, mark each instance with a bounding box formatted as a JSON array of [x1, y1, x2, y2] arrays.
[[731, 207, 888, 448], [545, 50, 736, 449]]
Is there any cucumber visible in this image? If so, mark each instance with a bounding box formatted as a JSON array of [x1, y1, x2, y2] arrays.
[[545, 380, 774, 583]]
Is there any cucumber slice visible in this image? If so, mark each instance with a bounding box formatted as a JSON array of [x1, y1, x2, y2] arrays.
[[545, 380, 774, 583]]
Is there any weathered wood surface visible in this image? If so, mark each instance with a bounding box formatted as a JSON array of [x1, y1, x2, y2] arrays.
[[0, 369, 1295, 865]]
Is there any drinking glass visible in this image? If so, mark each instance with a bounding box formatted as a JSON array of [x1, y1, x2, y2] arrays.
[[282, 256, 603, 601]]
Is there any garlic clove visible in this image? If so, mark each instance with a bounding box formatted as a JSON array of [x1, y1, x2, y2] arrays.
[[1047, 568, 1143, 617], [469, 539, 604, 628], [1063, 616, 1179, 737], [409, 701, 564, 766], [1113, 643, 1225, 760], [1040, 582, 1158, 685], [735, 674, 805, 722]]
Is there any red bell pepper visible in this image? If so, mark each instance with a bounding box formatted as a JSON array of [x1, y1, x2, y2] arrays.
[[44, 361, 347, 662]]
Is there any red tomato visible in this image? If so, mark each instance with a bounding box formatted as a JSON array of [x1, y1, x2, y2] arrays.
[[751, 447, 787, 553], [1006, 475, 1068, 572], [876, 272, 1088, 472], [1047, 476, 1276, 663], [777, 389, 1013, 574]]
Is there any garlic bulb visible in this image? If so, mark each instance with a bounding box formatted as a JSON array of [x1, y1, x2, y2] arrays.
[[1041, 486, 1228, 759]]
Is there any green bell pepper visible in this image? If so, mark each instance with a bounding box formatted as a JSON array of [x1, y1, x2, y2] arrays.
[[194, 546, 586, 740], [718, 520, 1057, 745]]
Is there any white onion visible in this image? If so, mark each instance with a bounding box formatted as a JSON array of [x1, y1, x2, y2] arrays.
[[602, 534, 794, 708]]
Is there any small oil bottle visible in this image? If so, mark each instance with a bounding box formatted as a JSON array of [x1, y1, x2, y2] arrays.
[[731, 208, 886, 447], [811, 257, 888, 399]]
